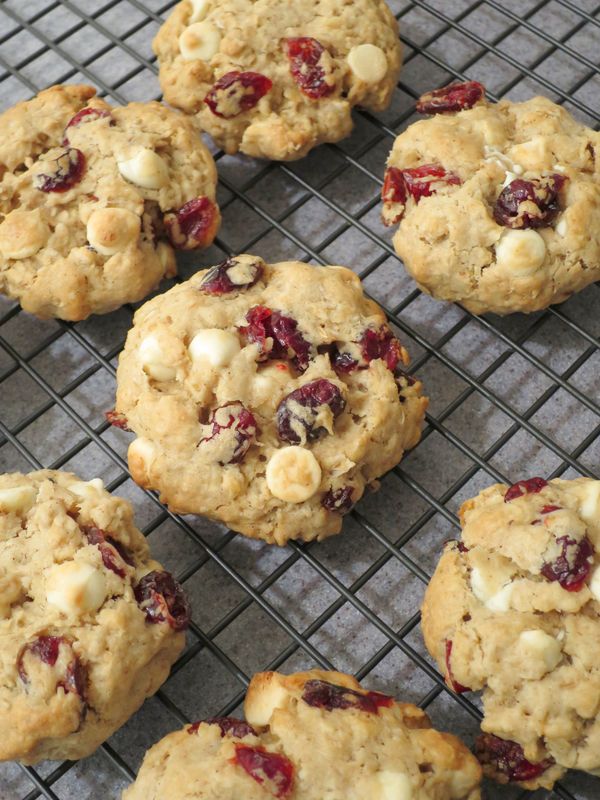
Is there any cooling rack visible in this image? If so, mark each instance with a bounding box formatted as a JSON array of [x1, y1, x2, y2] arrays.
[[0, 0, 599, 798]]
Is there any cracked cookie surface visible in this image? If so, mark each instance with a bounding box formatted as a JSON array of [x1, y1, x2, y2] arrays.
[[113, 255, 427, 544], [123, 668, 482, 799], [0, 84, 220, 320], [422, 477, 600, 789], [153, 0, 402, 160], [0, 469, 190, 764]]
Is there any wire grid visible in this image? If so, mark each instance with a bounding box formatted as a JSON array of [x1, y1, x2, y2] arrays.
[[0, 0, 598, 798]]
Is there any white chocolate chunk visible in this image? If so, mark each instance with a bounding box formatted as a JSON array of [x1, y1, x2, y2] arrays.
[[189, 0, 210, 22], [128, 438, 156, 487], [589, 566, 600, 602], [502, 170, 518, 188], [266, 447, 321, 503], [509, 136, 549, 168], [46, 562, 107, 616], [0, 485, 36, 513], [157, 241, 177, 278], [555, 218, 567, 237], [0, 209, 50, 259], [347, 44, 388, 83], [68, 478, 105, 501], [189, 329, 240, 367], [518, 629, 562, 673], [471, 568, 514, 611], [245, 678, 291, 727], [139, 335, 177, 381], [374, 771, 413, 800], [578, 480, 600, 525], [179, 21, 221, 61], [486, 583, 514, 612], [495, 229, 546, 276], [86, 207, 141, 256], [118, 148, 169, 190]]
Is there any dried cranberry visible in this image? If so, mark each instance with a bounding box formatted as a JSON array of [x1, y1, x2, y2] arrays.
[[82, 525, 134, 578], [329, 327, 403, 374], [165, 196, 219, 250], [134, 570, 191, 631], [199, 401, 258, 465], [18, 636, 86, 699], [504, 478, 548, 502], [322, 486, 354, 515], [189, 717, 257, 737], [239, 306, 312, 372], [200, 257, 263, 294], [276, 379, 345, 445], [541, 505, 561, 514], [63, 107, 111, 144], [34, 148, 86, 193], [540, 535, 594, 592], [382, 164, 461, 225], [416, 81, 485, 114], [205, 71, 273, 118], [475, 733, 554, 783], [285, 37, 335, 99], [105, 410, 131, 431], [302, 679, 393, 713], [234, 745, 294, 798], [493, 174, 567, 229], [445, 640, 470, 694]]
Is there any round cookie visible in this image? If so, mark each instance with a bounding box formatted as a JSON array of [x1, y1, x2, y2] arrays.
[[123, 668, 482, 799], [0, 469, 190, 764], [421, 476, 600, 789], [153, 0, 402, 160], [381, 81, 600, 315], [112, 254, 427, 545], [0, 84, 220, 320]]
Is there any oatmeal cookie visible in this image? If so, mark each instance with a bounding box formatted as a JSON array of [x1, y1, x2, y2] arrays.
[[422, 476, 600, 789], [112, 255, 427, 544], [0, 469, 190, 764], [382, 81, 600, 315], [0, 84, 220, 320], [123, 668, 482, 799], [153, 0, 402, 160]]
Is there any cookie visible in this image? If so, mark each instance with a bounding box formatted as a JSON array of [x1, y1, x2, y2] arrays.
[[0, 84, 220, 320], [381, 81, 600, 315], [123, 668, 482, 799], [112, 254, 427, 545], [0, 469, 190, 764], [421, 476, 600, 789], [153, 0, 402, 160]]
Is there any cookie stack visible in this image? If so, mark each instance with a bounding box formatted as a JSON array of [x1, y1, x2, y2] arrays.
[[0, 0, 599, 797]]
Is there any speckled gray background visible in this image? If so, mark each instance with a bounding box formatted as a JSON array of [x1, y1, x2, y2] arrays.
[[0, 1, 599, 798]]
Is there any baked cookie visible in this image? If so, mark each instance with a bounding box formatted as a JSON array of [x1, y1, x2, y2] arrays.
[[111, 255, 427, 545], [382, 81, 600, 315], [0, 469, 190, 764], [421, 476, 600, 789], [0, 84, 220, 320], [153, 0, 402, 160], [123, 668, 482, 799]]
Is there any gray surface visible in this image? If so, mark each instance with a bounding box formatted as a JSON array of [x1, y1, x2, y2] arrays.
[[0, 1, 599, 799]]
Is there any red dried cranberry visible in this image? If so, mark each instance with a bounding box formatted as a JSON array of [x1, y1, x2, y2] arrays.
[[540, 535, 594, 592], [381, 166, 408, 225], [18, 636, 86, 699], [302, 679, 393, 713], [416, 81, 485, 114], [330, 327, 402, 374], [239, 306, 312, 372], [322, 486, 354, 515], [199, 401, 258, 465], [475, 733, 554, 783], [276, 379, 345, 445], [82, 525, 133, 578], [105, 410, 131, 431], [205, 71, 273, 118], [165, 196, 219, 250], [445, 640, 470, 694], [444, 539, 469, 553], [189, 717, 257, 737], [134, 570, 191, 631], [493, 174, 567, 229], [234, 745, 294, 797], [34, 148, 86, 193], [382, 164, 461, 225], [200, 257, 263, 295], [541, 505, 561, 514], [285, 37, 335, 99], [63, 107, 111, 144], [504, 478, 548, 502]]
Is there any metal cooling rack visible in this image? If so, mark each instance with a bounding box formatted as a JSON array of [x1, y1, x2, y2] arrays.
[[0, 1, 599, 798]]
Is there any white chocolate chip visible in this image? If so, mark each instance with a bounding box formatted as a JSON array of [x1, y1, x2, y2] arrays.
[[156, 241, 177, 278], [189, 329, 240, 367], [495, 229, 546, 276], [471, 568, 514, 612], [518, 629, 562, 673], [46, 562, 107, 616], [555, 218, 567, 237], [553, 163, 567, 173], [139, 335, 177, 381], [483, 146, 520, 174], [0, 209, 50, 260], [179, 21, 221, 61], [589, 566, 600, 602], [347, 44, 388, 83], [0, 485, 36, 513], [68, 478, 105, 501], [486, 583, 514, 612], [579, 481, 600, 525], [502, 170, 518, 188], [374, 771, 413, 800], [86, 207, 141, 256], [118, 148, 169, 190], [265, 447, 322, 503], [189, 0, 210, 22], [509, 137, 549, 169], [245, 678, 291, 727], [128, 438, 156, 486]]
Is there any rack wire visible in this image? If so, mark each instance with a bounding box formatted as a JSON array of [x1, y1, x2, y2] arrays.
[[0, 1, 598, 798]]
